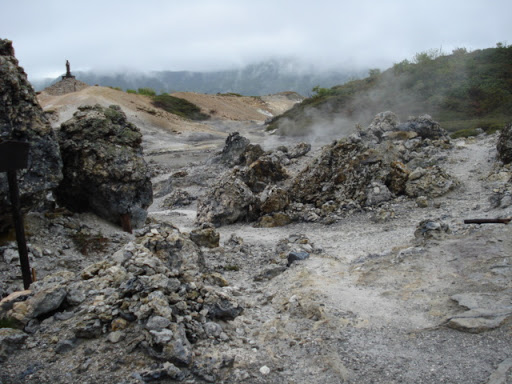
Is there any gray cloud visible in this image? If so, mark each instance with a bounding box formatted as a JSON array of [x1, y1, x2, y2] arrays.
[[2, 0, 511, 80]]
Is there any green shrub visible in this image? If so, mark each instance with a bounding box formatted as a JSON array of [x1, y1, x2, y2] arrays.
[[152, 94, 209, 121], [137, 87, 156, 96], [450, 128, 481, 139], [0, 317, 21, 329], [216, 92, 243, 97], [126, 89, 137, 94]]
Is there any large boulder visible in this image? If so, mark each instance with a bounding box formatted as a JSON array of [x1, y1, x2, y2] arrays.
[[497, 122, 512, 164], [0, 39, 63, 232], [241, 153, 288, 193], [196, 170, 257, 227], [397, 114, 448, 140], [55, 104, 152, 228], [216, 132, 264, 167], [405, 166, 458, 198]]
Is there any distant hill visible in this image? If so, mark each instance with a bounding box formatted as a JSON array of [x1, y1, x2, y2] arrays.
[[32, 59, 366, 97], [268, 45, 512, 137]]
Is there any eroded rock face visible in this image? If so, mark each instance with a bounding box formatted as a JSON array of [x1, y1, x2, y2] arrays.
[[55, 104, 152, 228], [497, 122, 512, 164], [0, 39, 63, 231]]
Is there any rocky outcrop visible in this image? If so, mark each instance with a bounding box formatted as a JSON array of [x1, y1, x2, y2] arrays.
[[197, 136, 291, 227], [497, 122, 512, 164], [0, 223, 243, 381], [199, 113, 456, 228], [283, 112, 455, 221], [55, 104, 152, 229], [447, 291, 512, 333], [0, 39, 63, 232], [362, 112, 448, 143], [289, 138, 391, 208], [42, 77, 89, 96]]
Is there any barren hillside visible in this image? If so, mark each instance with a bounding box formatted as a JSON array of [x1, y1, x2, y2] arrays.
[[37, 87, 301, 157], [2, 81, 510, 384]]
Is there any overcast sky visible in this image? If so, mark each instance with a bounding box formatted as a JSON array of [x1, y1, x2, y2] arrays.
[[2, 0, 511, 80]]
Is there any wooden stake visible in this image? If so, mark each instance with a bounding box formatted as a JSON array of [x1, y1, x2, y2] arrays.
[[7, 170, 32, 289], [464, 218, 511, 225]]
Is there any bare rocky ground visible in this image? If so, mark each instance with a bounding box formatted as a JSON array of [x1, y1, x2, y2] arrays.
[[147, 126, 512, 384], [1, 89, 511, 383]]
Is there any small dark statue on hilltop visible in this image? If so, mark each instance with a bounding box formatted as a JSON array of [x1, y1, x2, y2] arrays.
[[62, 60, 75, 79]]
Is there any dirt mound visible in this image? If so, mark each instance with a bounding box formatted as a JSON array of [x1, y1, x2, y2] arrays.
[[42, 78, 89, 96], [38, 86, 206, 135], [171, 92, 302, 121]]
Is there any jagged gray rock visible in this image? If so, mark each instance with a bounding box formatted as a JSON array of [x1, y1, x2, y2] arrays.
[[196, 170, 257, 226], [0, 223, 243, 381], [447, 292, 512, 333], [414, 218, 450, 240], [0, 39, 63, 232], [405, 166, 457, 198], [497, 122, 512, 164], [287, 142, 311, 159], [214, 132, 265, 167], [364, 111, 400, 142], [55, 104, 152, 228]]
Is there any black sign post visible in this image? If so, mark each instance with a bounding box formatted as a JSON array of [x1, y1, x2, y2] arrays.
[[0, 141, 32, 289]]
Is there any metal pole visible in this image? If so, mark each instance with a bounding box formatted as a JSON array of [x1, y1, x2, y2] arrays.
[[7, 170, 32, 289]]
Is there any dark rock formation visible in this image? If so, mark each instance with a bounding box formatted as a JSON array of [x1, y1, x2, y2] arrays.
[[289, 138, 389, 208], [242, 154, 288, 193], [55, 104, 152, 228], [414, 218, 450, 240], [199, 112, 455, 228], [216, 132, 264, 167], [287, 142, 311, 159], [218, 132, 249, 166], [497, 122, 512, 164], [0, 39, 63, 232], [397, 114, 448, 140], [196, 170, 257, 227], [162, 189, 194, 208]]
